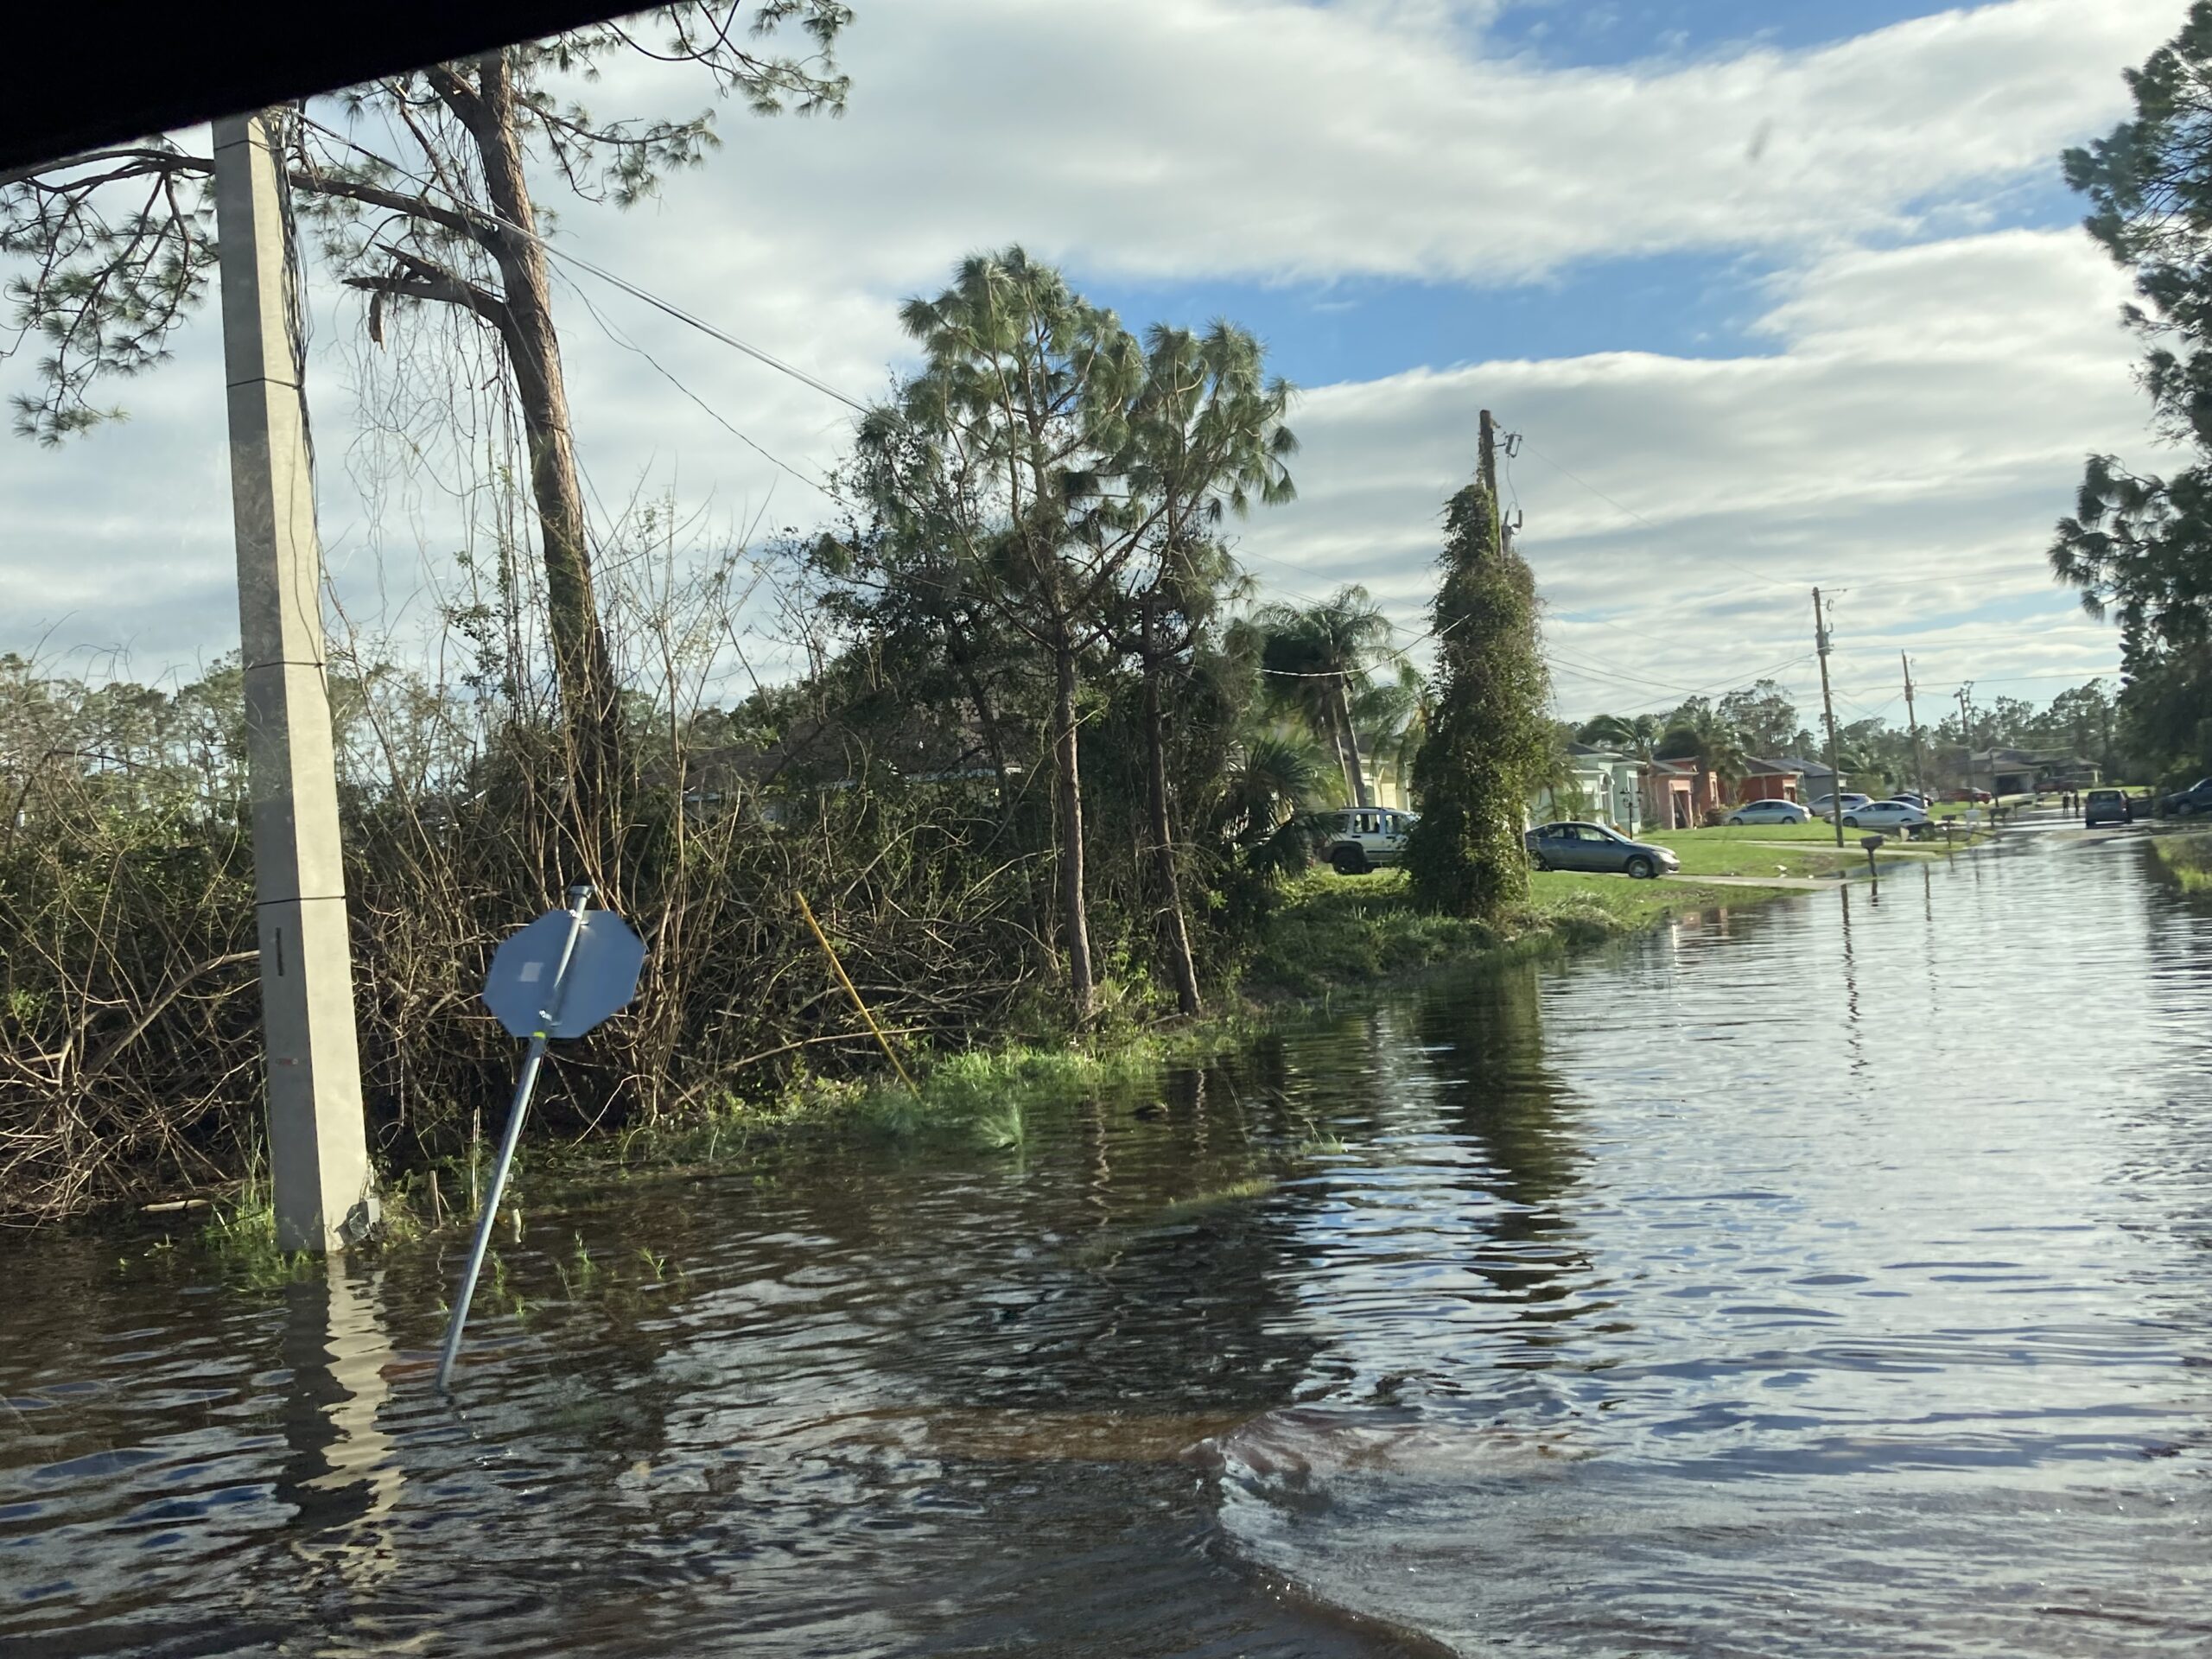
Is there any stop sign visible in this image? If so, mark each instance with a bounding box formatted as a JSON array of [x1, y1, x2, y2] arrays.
[[481, 907, 645, 1039]]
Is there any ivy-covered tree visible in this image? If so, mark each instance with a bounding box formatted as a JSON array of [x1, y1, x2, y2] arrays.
[[1406, 481, 1549, 918], [1, 3, 854, 855], [2050, 1, 2212, 779]]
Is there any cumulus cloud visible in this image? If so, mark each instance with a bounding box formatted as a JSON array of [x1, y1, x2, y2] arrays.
[[588, 0, 2177, 286], [1228, 229, 2169, 715], [0, 0, 2182, 714]]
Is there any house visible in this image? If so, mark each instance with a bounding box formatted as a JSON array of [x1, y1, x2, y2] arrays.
[[1736, 757, 1805, 805], [1643, 756, 1726, 829], [1772, 754, 1840, 804], [1532, 743, 1645, 833], [1965, 748, 2099, 796]]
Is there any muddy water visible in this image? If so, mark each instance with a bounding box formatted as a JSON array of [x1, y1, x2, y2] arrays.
[[3, 827, 2209, 1656]]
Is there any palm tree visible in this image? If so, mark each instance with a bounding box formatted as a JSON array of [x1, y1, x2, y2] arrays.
[[1255, 585, 1395, 807], [1211, 731, 1332, 876], [1658, 707, 1749, 815], [1350, 661, 1428, 808], [1578, 711, 1662, 760]]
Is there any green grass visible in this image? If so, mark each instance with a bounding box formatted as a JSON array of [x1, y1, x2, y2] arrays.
[[1656, 817, 1987, 852], [1669, 820, 1846, 842], [1644, 830, 1854, 879], [2153, 832, 2212, 895], [1241, 866, 1801, 999], [565, 1016, 1268, 1182]]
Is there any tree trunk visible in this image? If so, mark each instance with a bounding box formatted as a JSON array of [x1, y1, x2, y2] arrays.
[[1052, 638, 1095, 1024], [1141, 620, 1202, 1019], [466, 53, 623, 857], [1335, 679, 1373, 807]]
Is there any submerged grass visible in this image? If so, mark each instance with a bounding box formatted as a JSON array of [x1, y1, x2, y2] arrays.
[[1073, 1176, 1281, 1267], [2153, 832, 2212, 895], [1240, 867, 1795, 1000]]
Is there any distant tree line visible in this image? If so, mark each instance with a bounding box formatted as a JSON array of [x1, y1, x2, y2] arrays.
[[1568, 674, 2132, 794]]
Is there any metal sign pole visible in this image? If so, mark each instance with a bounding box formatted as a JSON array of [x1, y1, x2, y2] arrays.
[[436, 884, 594, 1389]]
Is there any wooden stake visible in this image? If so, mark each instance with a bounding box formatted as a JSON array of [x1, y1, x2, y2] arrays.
[[796, 891, 918, 1093]]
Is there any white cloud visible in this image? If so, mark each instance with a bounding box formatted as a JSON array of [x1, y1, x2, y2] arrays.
[[588, 0, 2177, 288], [0, 0, 2184, 716], [1232, 228, 2175, 715]]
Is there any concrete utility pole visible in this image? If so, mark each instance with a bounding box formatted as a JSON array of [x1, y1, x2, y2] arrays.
[[1813, 588, 1846, 849], [1901, 652, 1930, 807], [213, 111, 376, 1253]]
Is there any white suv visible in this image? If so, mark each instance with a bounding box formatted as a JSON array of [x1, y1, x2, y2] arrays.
[[1316, 808, 1418, 874]]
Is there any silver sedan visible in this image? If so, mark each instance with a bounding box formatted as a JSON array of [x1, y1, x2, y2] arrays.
[[1525, 821, 1681, 879], [1725, 798, 1811, 826]]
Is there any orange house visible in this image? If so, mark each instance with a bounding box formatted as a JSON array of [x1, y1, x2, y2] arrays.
[[1644, 758, 1725, 829], [1736, 758, 1805, 805]]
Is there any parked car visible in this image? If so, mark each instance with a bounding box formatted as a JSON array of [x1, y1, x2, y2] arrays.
[[1724, 798, 1811, 826], [1840, 800, 1930, 832], [1890, 791, 1930, 809], [2083, 788, 2133, 827], [1316, 807, 1418, 874], [1944, 787, 1993, 804], [1808, 792, 1873, 819], [1525, 821, 1681, 879], [2158, 778, 2212, 818]]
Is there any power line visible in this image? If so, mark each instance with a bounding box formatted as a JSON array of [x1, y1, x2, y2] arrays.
[[299, 115, 871, 413], [1516, 440, 1805, 594], [553, 264, 842, 504]]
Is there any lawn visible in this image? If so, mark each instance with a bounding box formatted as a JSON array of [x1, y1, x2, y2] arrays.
[[1243, 865, 1806, 999], [1657, 820, 1846, 843], [1522, 868, 1796, 914], [1643, 830, 1856, 879], [1644, 820, 1969, 874]]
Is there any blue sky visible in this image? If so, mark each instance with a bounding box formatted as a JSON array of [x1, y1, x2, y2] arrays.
[[0, 0, 2190, 722], [1480, 0, 1968, 64]]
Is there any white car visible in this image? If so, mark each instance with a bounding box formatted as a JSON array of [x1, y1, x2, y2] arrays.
[[1808, 792, 1873, 818], [1316, 808, 1419, 875], [1840, 800, 1929, 832], [1724, 798, 1811, 826]]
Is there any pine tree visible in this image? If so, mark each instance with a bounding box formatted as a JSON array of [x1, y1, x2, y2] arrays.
[[2050, 2, 2212, 776], [1406, 481, 1549, 918]]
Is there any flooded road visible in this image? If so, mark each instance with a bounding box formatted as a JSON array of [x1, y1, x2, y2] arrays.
[[5, 827, 2209, 1656]]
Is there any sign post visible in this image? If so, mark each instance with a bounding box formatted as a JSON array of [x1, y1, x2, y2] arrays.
[[436, 884, 645, 1389]]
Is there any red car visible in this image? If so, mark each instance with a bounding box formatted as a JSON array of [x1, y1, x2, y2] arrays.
[[1943, 787, 1993, 804]]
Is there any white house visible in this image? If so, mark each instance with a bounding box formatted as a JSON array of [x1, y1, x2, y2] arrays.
[[1532, 744, 1645, 834]]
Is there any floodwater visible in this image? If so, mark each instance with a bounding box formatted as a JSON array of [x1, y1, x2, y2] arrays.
[[4, 824, 2209, 1656]]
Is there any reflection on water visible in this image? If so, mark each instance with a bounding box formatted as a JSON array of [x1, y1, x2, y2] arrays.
[[276, 1264, 404, 1641], [3, 832, 2209, 1656]]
